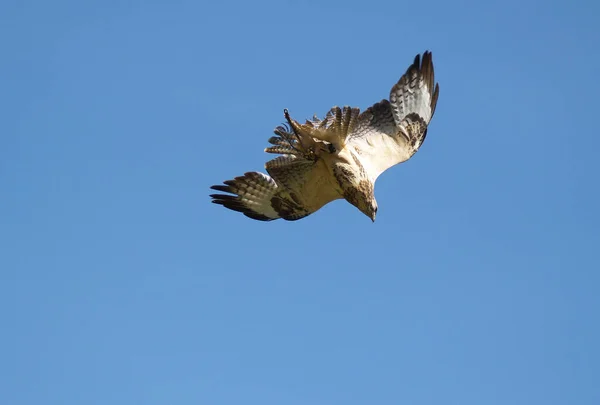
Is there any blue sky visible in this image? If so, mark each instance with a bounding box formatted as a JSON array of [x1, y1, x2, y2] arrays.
[[2, 0, 599, 404]]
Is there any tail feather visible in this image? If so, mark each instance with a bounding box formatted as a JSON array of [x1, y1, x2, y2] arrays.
[[264, 145, 296, 155], [287, 106, 361, 149], [265, 125, 305, 156], [210, 172, 280, 221]]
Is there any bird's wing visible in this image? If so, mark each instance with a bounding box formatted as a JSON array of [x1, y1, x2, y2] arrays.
[[346, 51, 439, 181], [210, 126, 342, 221], [210, 171, 281, 221], [265, 154, 342, 220]]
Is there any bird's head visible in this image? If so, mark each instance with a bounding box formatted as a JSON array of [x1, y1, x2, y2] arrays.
[[362, 198, 378, 222], [346, 181, 378, 222]]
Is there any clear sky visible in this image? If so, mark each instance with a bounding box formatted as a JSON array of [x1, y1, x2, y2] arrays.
[[2, 0, 599, 404]]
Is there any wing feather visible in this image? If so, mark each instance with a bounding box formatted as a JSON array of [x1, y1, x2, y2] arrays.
[[347, 51, 439, 181], [265, 155, 342, 219], [211, 141, 343, 221], [210, 172, 280, 221]]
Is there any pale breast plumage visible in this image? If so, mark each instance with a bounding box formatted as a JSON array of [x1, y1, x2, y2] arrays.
[[210, 51, 439, 222]]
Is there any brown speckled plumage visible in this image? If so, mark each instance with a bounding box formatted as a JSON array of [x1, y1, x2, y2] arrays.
[[210, 51, 439, 222]]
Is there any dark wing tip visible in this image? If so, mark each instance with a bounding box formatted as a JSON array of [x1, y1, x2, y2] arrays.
[[243, 212, 274, 221], [209, 173, 279, 222], [414, 50, 440, 116], [210, 184, 232, 193], [210, 194, 274, 221], [413, 52, 421, 68]]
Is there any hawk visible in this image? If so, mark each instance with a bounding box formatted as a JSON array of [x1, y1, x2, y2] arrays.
[[210, 51, 439, 222]]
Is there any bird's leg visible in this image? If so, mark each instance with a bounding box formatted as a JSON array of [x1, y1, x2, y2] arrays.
[[281, 130, 303, 154], [280, 129, 309, 157], [283, 109, 305, 146], [286, 107, 345, 152]]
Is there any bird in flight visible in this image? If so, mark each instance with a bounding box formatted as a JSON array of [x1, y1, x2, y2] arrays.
[[210, 51, 439, 222]]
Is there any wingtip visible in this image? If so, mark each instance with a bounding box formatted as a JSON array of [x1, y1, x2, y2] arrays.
[[419, 50, 433, 69], [413, 52, 421, 67]]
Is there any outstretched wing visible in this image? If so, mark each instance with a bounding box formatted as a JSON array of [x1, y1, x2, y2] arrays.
[[210, 171, 281, 221], [347, 51, 439, 181], [266, 154, 342, 220], [210, 125, 343, 221]]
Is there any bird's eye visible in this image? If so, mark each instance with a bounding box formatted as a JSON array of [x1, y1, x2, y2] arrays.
[[327, 143, 336, 153]]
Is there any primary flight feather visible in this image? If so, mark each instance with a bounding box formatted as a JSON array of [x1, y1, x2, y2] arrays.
[[210, 51, 440, 222]]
